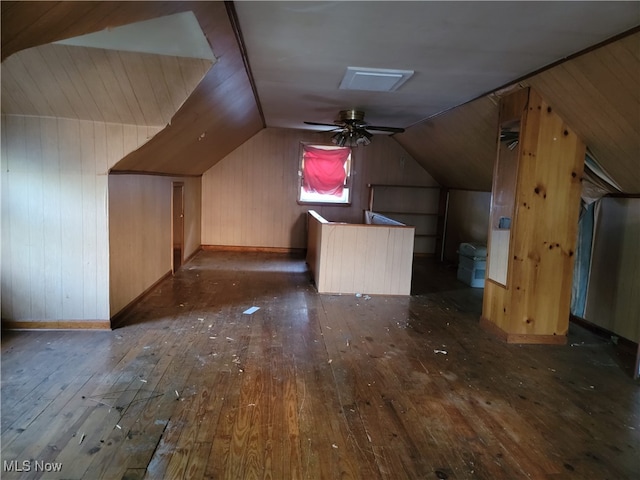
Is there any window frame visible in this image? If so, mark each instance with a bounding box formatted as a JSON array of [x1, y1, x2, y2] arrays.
[[297, 143, 353, 206]]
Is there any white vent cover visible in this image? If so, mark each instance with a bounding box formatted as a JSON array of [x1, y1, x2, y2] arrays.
[[339, 67, 414, 92]]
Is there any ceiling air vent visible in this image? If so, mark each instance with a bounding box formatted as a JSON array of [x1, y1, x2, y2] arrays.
[[339, 67, 414, 92]]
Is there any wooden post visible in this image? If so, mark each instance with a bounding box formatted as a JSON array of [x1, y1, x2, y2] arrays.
[[481, 88, 585, 344]]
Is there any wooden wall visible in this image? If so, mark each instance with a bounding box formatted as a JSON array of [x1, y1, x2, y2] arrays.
[[1, 1, 264, 177], [397, 31, 639, 194], [481, 89, 585, 343], [396, 96, 499, 191], [524, 32, 640, 194], [201, 128, 438, 249], [108, 174, 201, 316], [0, 114, 160, 326], [1, 43, 212, 126], [444, 190, 491, 263], [307, 211, 415, 295], [584, 197, 640, 342]]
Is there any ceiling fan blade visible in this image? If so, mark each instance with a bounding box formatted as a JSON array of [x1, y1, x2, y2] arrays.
[[304, 121, 341, 128], [365, 125, 405, 133]]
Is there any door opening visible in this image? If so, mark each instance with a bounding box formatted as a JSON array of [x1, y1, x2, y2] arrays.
[[172, 183, 184, 273]]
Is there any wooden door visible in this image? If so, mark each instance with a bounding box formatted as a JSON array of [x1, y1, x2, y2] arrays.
[[172, 183, 184, 273]]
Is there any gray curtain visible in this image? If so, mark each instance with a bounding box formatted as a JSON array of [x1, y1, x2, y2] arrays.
[[570, 150, 620, 318]]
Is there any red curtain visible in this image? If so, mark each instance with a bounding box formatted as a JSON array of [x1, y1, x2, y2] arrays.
[[302, 146, 350, 196]]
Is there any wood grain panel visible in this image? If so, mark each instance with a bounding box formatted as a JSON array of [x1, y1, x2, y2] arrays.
[[396, 96, 498, 191], [400, 31, 639, 193], [308, 212, 415, 295], [1, 43, 212, 126], [481, 89, 585, 343], [2, 253, 638, 478], [525, 32, 640, 193], [201, 128, 437, 250], [108, 174, 202, 316], [0, 114, 160, 324], [584, 197, 640, 342], [1, 1, 263, 176]]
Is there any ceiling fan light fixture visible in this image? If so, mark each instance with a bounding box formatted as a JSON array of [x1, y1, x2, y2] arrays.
[[357, 134, 371, 146], [331, 127, 372, 147], [332, 131, 347, 147]]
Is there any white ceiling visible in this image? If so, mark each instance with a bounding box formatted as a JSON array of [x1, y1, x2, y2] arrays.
[[54, 11, 216, 61], [234, 1, 640, 131]]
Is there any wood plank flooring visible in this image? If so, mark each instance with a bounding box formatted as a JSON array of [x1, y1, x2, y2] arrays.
[[1, 250, 639, 479]]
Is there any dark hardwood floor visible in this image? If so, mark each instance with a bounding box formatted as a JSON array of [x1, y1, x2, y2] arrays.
[[1, 251, 638, 479]]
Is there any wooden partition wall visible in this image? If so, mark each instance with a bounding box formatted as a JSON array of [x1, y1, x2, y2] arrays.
[[307, 211, 415, 295], [481, 88, 585, 344]]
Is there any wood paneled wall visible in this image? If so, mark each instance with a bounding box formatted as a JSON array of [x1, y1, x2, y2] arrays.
[[585, 197, 640, 342], [524, 32, 640, 193], [307, 211, 415, 295], [481, 89, 585, 344], [1, 44, 212, 126], [108, 174, 201, 316], [1, 1, 264, 177], [0, 114, 160, 326], [398, 31, 639, 194], [201, 128, 437, 249], [396, 96, 499, 191]]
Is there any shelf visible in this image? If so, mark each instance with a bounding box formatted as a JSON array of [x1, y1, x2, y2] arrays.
[[368, 183, 440, 189], [368, 183, 444, 256], [377, 210, 439, 216]]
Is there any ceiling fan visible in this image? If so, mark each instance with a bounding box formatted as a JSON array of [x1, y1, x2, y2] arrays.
[[304, 109, 405, 146]]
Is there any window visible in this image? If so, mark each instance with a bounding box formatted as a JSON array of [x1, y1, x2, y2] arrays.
[[298, 144, 352, 204]]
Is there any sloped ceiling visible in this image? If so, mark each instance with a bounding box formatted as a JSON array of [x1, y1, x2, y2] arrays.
[[0, 1, 264, 175], [1, 43, 213, 126], [397, 31, 640, 193], [524, 32, 640, 193], [1, 2, 638, 189]]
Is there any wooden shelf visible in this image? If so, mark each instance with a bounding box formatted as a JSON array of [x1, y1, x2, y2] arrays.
[[376, 210, 439, 216], [368, 184, 444, 256], [368, 183, 440, 189]]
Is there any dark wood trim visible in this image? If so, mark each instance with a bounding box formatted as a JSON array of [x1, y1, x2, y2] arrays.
[[202, 244, 306, 255], [225, 0, 266, 128], [367, 183, 440, 189], [110, 269, 173, 329], [108, 170, 202, 178], [2, 320, 111, 331], [570, 314, 639, 354], [605, 193, 640, 199], [412, 25, 640, 127], [184, 246, 202, 265], [448, 187, 492, 193]]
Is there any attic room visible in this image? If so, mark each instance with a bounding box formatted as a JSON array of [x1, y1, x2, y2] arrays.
[[1, 1, 639, 479]]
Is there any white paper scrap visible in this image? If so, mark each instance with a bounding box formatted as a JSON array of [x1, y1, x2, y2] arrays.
[[243, 306, 260, 315]]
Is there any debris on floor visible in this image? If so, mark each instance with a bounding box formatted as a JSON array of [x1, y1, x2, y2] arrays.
[[243, 306, 260, 315]]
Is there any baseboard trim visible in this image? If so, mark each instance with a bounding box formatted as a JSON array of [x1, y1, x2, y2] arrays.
[[2, 320, 112, 331], [110, 269, 173, 329], [570, 314, 638, 354], [202, 244, 306, 255], [479, 317, 567, 345], [184, 247, 202, 265]]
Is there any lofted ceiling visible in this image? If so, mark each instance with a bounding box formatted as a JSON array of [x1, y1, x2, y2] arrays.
[[1, 1, 264, 176], [1, 42, 213, 126], [1, 1, 639, 190]]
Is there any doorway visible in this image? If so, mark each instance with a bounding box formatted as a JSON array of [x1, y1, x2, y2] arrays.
[[172, 183, 184, 273]]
